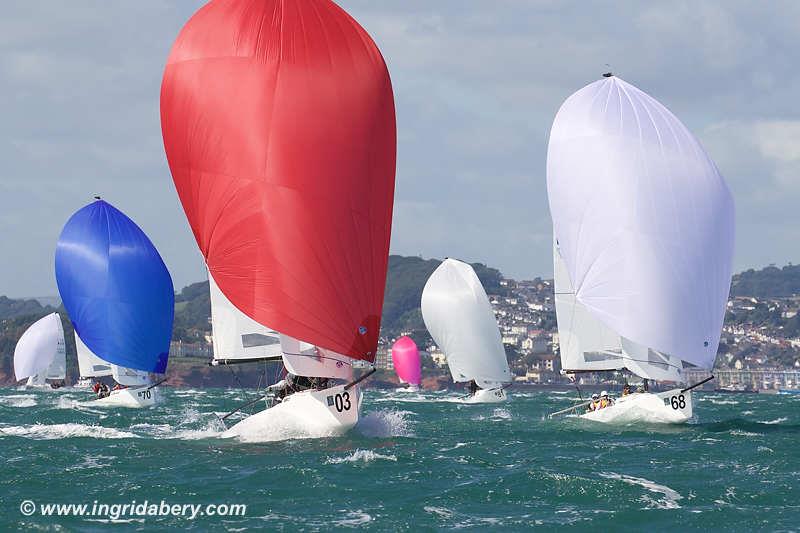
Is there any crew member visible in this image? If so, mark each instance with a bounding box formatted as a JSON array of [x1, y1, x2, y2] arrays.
[[587, 393, 600, 412], [598, 390, 612, 409], [468, 380, 479, 395]]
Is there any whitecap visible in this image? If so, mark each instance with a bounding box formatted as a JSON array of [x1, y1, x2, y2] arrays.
[[0, 423, 137, 440], [492, 408, 512, 420], [334, 511, 373, 527], [0, 394, 37, 408], [599, 472, 683, 510], [356, 409, 414, 438], [325, 449, 397, 464], [759, 417, 788, 425], [424, 506, 455, 519]]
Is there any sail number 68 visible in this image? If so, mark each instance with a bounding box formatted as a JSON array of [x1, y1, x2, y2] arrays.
[[668, 394, 686, 410]]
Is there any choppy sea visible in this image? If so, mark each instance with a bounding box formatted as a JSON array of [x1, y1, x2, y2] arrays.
[[1, 386, 799, 531]]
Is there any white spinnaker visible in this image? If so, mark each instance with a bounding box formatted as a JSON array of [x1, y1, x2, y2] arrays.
[[547, 76, 734, 370], [209, 271, 283, 362], [421, 259, 511, 388], [279, 334, 354, 380], [554, 239, 682, 382], [14, 313, 65, 381], [76, 332, 113, 378]]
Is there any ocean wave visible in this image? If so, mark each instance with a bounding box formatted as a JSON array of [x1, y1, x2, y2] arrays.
[[0, 423, 137, 440], [759, 417, 788, 425], [325, 449, 397, 464], [599, 472, 683, 509], [333, 511, 373, 527], [0, 394, 37, 408], [357, 409, 414, 438], [492, 408, 512, 420]]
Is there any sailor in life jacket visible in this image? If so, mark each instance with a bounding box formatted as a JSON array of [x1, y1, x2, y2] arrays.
[[598, 391, 612, 409], [587, 393, 600, 412]]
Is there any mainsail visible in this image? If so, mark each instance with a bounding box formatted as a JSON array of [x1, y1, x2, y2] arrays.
[[547, 75, 735, 381], [161, 0, 396, 371], [75, 332, 112, 378], [421, 259, 511, 388], [208, 272, 283, 364], [14, 313, 66, 382], [55, 199, 175, 375]]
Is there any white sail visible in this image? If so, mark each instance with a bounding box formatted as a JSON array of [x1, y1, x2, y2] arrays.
[[421, 259, 511, 388], [112, 365, 152, 386], [209, 271, 283, 362], [547, 75, 734, 373], [46, 316, 66, 380], [279, 334, 354, 381], [14, 313, 65, 382], [77, 330, 151, 385], [75, 332, 113, 378], [555, 239, 682, 382]]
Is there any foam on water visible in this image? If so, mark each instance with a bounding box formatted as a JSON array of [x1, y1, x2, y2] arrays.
[[325, 449, 397, 464], [759, 417, 788, 425], [492, 408, 512, 420], [599, 472, 683, 509], [0, 394, 37, 408], [0, 423, 137, 440], [357, 409, 414, 438], [333, 511, 373, 527]]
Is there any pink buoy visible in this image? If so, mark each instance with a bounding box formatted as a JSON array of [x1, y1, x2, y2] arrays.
[[391, 336, 421, 387]]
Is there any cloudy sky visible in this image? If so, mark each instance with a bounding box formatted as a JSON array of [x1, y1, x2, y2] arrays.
[[1, 1, 799, 297]]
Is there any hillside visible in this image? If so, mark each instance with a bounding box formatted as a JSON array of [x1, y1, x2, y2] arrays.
[[0, 255, 504, 384], [5, 259, 800, 385], [731, 264, 800, 298]]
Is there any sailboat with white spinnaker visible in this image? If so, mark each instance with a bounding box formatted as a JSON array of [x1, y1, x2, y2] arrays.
[[421, 259, 512, 403], [546, 74, 734, 424]]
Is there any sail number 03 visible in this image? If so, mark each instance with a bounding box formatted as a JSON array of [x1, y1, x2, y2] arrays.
[[329, 392, 352, 413], [664, 394, 686, 410]]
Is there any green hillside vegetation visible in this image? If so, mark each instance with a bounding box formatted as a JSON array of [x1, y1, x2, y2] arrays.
[[731, 264, 800, 298], [6, 259, 800, 383]]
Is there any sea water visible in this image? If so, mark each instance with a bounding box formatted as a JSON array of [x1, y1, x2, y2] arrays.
[[1, 387, 799, 531]]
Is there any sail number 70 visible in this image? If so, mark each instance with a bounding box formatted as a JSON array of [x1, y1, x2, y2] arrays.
[[328, 392, 352, 412], [664, 394, 686, 410]]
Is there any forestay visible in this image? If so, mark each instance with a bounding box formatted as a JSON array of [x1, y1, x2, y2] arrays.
[[547, 76, 734, 373], [421, 259, 511, 388], [14, 313, 66, 381]]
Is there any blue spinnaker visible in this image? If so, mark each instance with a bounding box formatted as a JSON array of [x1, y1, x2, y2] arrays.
[[55, 200, 174, 373]]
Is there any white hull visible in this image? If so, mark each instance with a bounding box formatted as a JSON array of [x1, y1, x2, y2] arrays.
[[223, 384, 361, 441], [463, 387, 507, 404], [580, 389, 692, 424], [85, 384, 159, 408]]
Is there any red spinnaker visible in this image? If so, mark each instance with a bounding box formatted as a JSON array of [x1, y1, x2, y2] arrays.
[[161, 0, 396, 362]]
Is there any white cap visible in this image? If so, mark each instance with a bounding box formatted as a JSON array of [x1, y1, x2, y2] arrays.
[[601, 390, 608, 397], [591, 393, 599, 398]]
